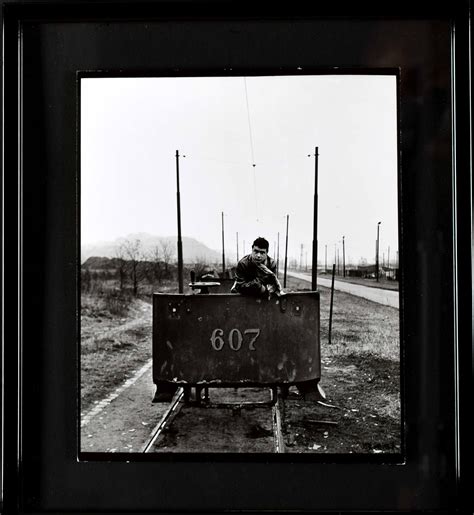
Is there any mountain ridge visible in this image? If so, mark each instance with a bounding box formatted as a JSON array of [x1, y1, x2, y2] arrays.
[[81, 233, 223, 264]]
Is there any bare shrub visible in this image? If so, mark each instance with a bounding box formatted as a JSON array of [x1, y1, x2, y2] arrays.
[[81, 269, 92, 292], [119, 238, 147, 297], [102, 289, 132, 317], [114, 244, 128, 292], [190, 261, 209, 280]]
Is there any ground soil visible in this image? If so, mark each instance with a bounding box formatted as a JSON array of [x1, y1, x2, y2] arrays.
[[154, 388, 276, 453], [282, 354, 400, 454]]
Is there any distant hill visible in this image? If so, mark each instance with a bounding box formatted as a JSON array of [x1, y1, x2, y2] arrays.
[[82, 256, 122, 269], [81, 233, 222, 264]]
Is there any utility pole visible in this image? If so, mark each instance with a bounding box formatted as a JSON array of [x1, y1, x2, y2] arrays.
[[284, 214, 289, 288], [328, 264, 336, 344], [342, 235, 346, 277], [175, 150, 184, 293], [221, 211, 225, 275], [337, 247, 340, 275], [396, 250, 399, 281], [309, 147, 319, 290], [376, 221, 381, 282], [276, 232, 280, 277]]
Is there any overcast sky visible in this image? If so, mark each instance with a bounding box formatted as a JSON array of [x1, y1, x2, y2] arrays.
[[81, 75, 398, 266]]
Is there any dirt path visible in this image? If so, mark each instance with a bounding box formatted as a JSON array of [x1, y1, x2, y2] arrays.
[[81, 297, 153, 412], [81, 363, 166, 453]]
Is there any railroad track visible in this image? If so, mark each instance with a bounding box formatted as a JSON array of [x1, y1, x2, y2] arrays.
[[141, 387, 186, 453], [141, 387, 287, 453]]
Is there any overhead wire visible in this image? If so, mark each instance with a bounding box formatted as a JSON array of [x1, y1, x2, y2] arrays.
[[243, 77, 259, 222]]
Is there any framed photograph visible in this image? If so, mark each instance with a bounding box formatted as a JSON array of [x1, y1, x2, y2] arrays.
[[2, 1, 472, 513]]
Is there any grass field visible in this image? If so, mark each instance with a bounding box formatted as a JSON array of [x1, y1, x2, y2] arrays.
[[285, 275, 399, 359]]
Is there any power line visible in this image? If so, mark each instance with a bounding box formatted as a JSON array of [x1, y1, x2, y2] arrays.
[[243, 77, 259, 221]]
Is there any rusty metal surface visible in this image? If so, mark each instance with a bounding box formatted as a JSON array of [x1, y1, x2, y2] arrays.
[[153, 292, 320, 385], [207, 278, 235, 293]]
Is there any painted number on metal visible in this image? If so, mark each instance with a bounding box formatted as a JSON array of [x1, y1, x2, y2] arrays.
[[210, 328, 260, 351]]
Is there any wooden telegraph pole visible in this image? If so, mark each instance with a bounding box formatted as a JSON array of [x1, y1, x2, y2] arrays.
[[328, 264, 336, 344], [376, 221, 381, 282], [342, 235, 346, 277], [311, 147, 319, 290], [221, 211, 225, 275], [277, 232, 280, 277], [284, 215, 289, 288], [175, 150, 184, 293]]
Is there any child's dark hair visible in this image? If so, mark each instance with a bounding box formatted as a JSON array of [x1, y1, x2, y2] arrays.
[[252, 237, 269, 251]]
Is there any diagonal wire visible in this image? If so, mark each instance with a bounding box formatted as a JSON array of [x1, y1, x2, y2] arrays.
[[244, 77, 259, 221]]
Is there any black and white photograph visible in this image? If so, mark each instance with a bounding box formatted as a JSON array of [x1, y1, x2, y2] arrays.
[[80, 73, 401, 455]]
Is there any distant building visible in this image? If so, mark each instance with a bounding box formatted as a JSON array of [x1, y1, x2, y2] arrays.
[[347, 268, 364, 278], [352, 264, 398, 280], [355, 264, 378, 278], [382, 266, 399, 281]]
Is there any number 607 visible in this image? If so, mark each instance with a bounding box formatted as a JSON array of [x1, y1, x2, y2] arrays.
[[210, 328, 261, 351]]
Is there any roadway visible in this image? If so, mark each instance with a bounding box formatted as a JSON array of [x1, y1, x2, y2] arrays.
[[285, 271, 399, 309]]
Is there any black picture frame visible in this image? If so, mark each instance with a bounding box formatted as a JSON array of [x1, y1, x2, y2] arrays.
[[2, 2, 472, 513]]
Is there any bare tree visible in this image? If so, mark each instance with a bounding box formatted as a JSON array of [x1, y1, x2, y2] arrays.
[[192, 260, 209, 280], [114, 243, 128, 292], [147, 245, 163, 285], [160, 239, 175, 277], [123, 238, 145, 296]]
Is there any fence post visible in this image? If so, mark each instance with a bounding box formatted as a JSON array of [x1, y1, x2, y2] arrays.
[[328, 264, 336, 344]]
